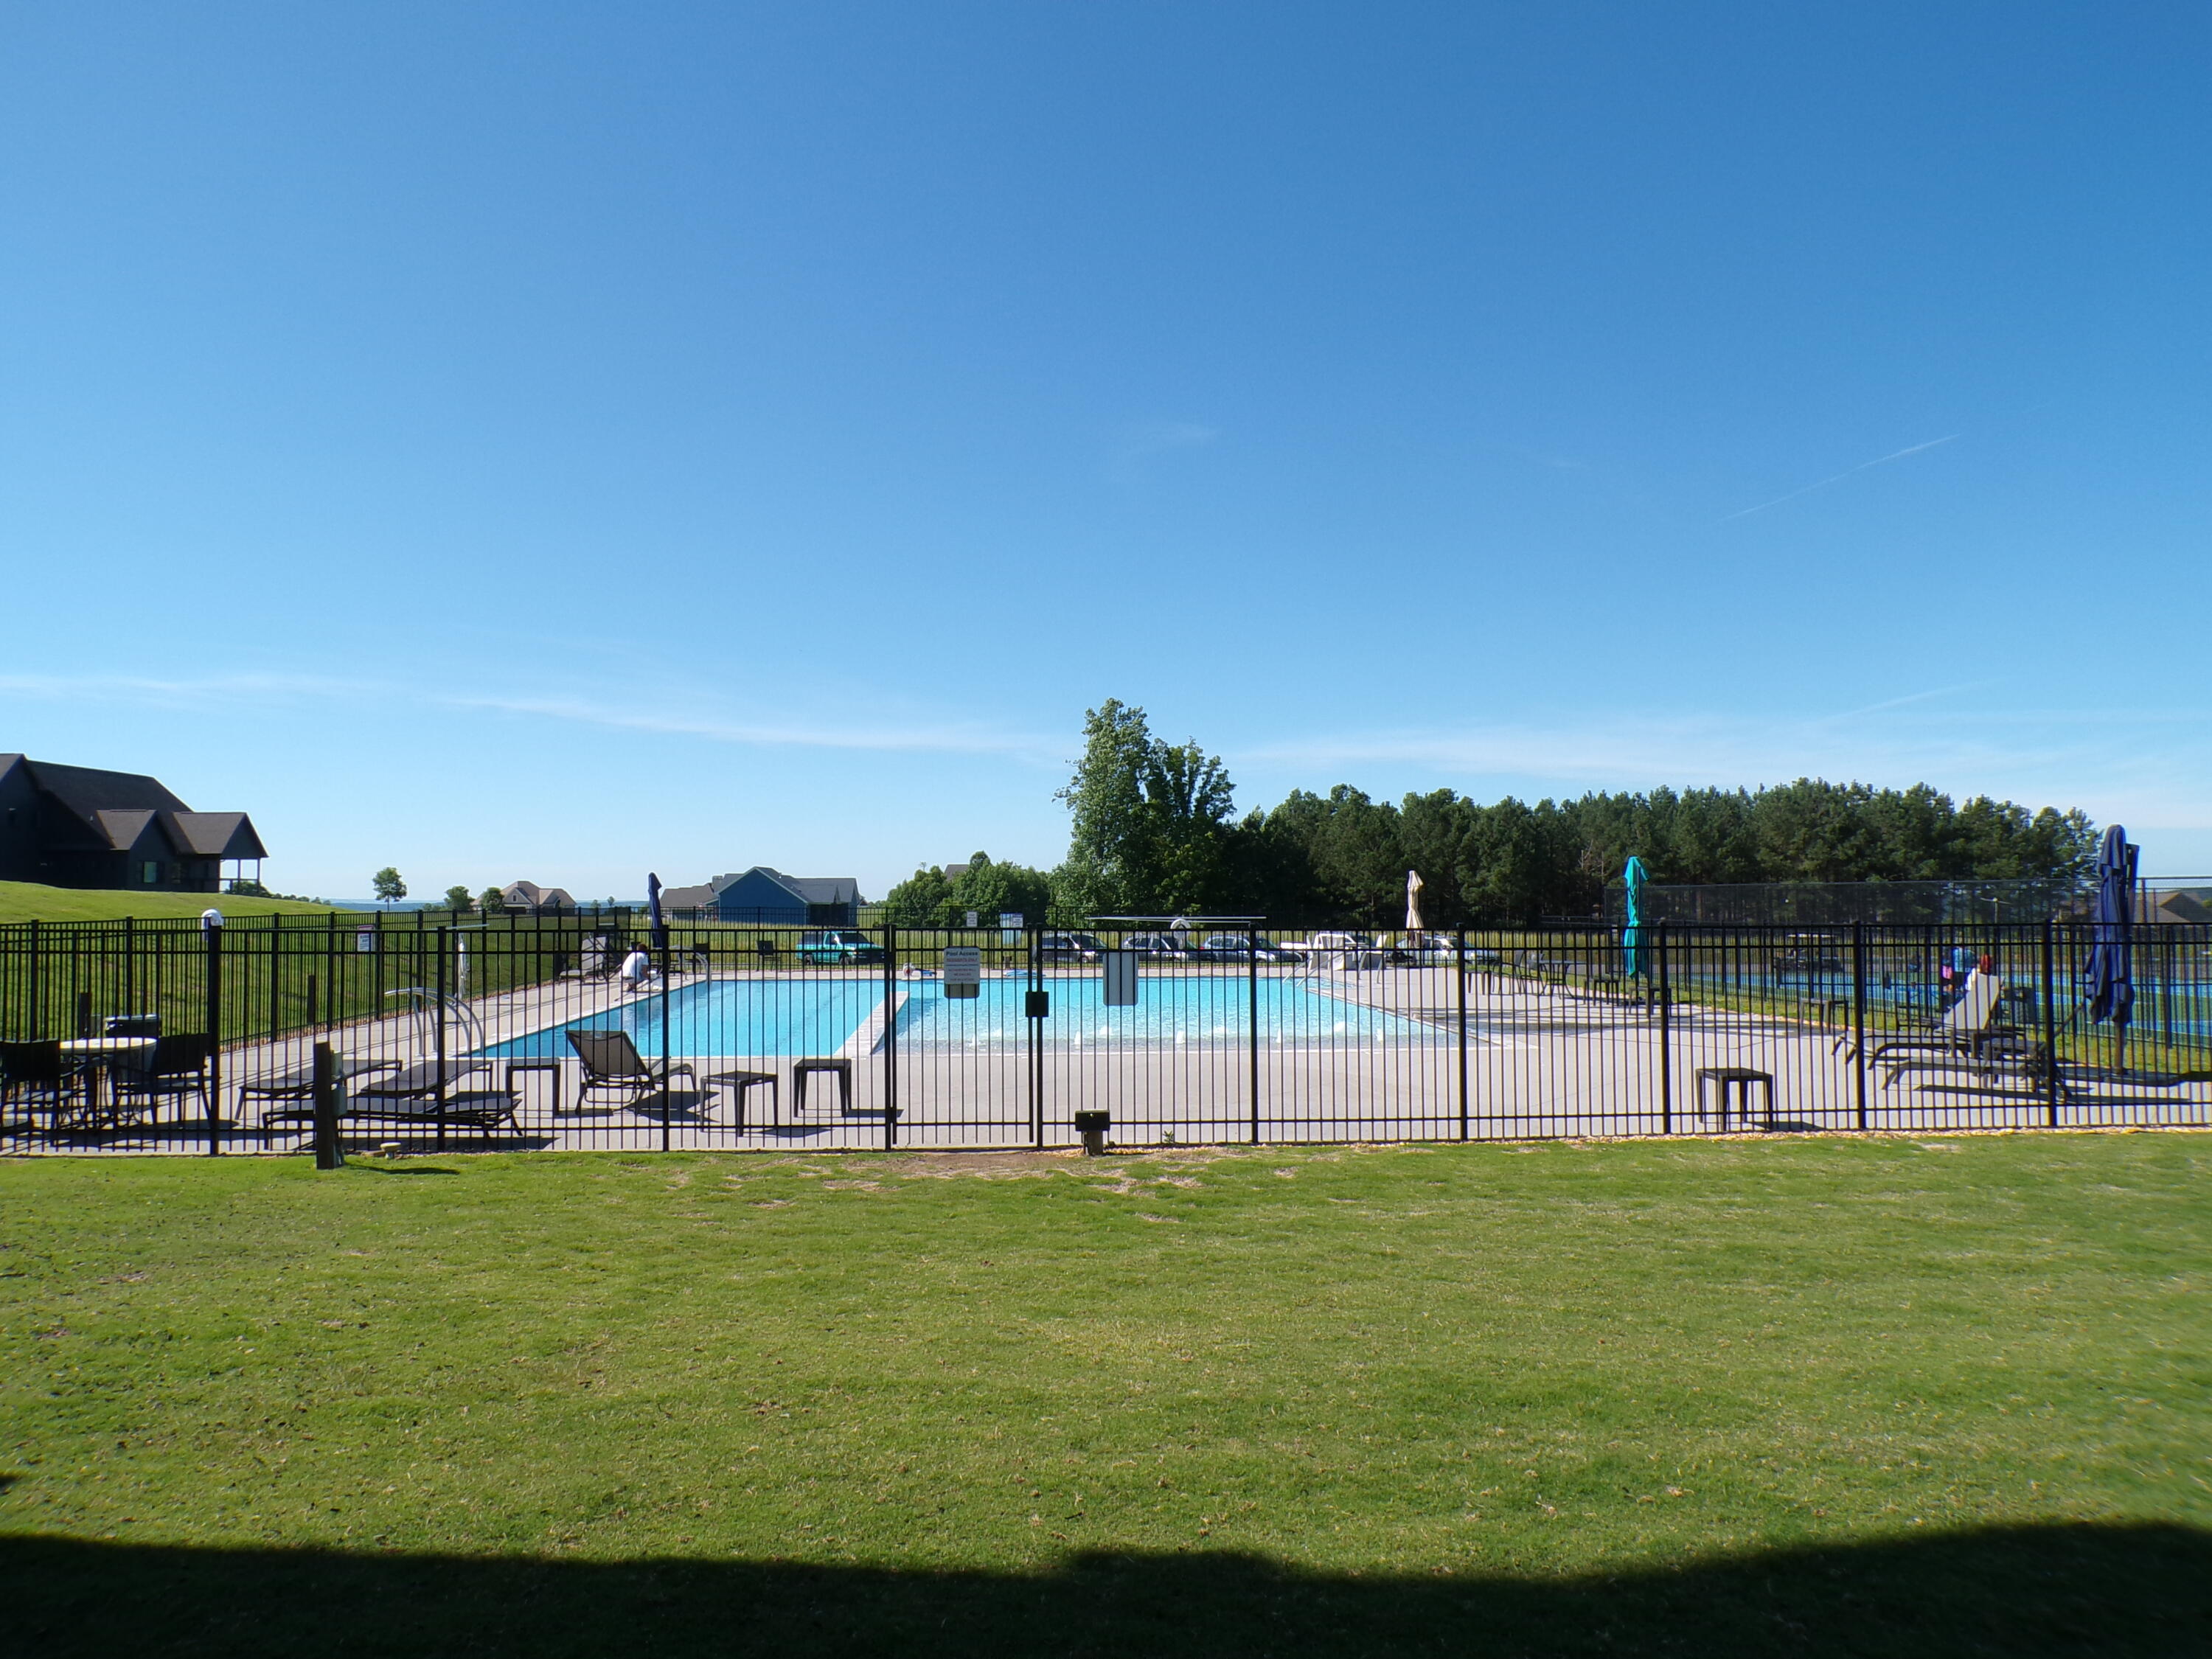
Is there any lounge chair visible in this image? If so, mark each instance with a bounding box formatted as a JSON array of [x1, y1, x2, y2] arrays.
[[1877, 1024, 2053, 1093], [346, 1060, 493, 1102], [1855, 972, 2008, 1066], [239, 1057, 398, 1110], [0, 1040, 85, 1130], [566, 1029, 700, 1113], [262, 1060, 516, 1137], [264, 1091, 518, 1138]]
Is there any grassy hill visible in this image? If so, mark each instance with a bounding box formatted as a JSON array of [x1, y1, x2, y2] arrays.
[[0, 880, 342, 924]]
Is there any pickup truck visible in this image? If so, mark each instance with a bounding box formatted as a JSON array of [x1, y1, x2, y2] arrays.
[[797, 928, 887, 966]]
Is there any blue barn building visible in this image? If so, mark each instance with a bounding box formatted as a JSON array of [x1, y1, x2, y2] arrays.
[[658, 867, 864, 925]]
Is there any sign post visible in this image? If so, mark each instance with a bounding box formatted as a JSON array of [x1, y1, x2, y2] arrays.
[[1102, 950, 1138, 1007], [943, 946, 982, 1000]]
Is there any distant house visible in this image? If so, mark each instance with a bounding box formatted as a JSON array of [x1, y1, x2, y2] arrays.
[[0, 755, 268, 893], [2146, 888, 2212, 925], [658, 867, 865, 925], [501, 880, 577, 914]]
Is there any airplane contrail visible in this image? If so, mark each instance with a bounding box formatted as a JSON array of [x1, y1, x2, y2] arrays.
[[1719, 433, 1961, 523]]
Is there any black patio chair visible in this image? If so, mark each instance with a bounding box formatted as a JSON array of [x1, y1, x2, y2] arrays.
[[108, 1034, 214, 1122], [566, 1029, 699, 1113], [1, 1039, 85, 1130]]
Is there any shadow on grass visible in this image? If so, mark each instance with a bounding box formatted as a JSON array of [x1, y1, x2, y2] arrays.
[[346, 1164, 462, 1176], [4, 1522, 2205, 1658]]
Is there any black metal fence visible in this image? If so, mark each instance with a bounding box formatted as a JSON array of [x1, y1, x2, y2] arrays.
[[2, 911, 2207, 1157]]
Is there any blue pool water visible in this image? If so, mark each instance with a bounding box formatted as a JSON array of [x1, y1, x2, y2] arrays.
[[477, 977, 880, 1060], [897, 975, 1437, 1050], [477, 973, 1437, 1060]]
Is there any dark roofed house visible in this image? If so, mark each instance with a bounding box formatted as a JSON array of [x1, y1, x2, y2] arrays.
[[0, 756, 267, 893], [661, 866, 865, 926], [501, 880, 577, 914]]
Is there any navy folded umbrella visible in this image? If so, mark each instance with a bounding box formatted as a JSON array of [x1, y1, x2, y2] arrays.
[[2083, 824, 2137, 1070], [646, 872, 669, 953]]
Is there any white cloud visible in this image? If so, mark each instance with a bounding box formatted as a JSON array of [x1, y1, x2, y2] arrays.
[[0, 672, 1057, 760], [1717, 433, 1961, 523]]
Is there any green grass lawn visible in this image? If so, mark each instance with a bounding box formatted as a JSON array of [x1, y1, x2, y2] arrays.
[[0, 880, 340, 924], [3, 1133, 2207, 1656]]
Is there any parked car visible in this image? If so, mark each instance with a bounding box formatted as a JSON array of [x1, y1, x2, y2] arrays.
[[1121, 931, 1194, 961], [1389, 931, 1461, 964], [1039, 931, 1106, 964], [1197, 933, 1298, 964], [797, 928, 886, 966]]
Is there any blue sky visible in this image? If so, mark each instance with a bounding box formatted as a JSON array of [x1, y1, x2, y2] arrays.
[[3, 2, 2207, 898]]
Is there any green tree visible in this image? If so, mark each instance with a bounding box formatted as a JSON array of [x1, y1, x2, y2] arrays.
[[1055, 699, 1157, 917], [1141, 740, 1237, 913], [442, 885, 474, 914], [880, 865, 956, 927], [371, 867, 406, 905], [950, 852, 1057, 926], [478, 886, 507, 915], [1398, 790, 1479, 925]]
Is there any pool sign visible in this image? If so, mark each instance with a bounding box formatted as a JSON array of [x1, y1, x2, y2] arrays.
[[1102, 950, 1138, 1006], [943, 946, 982, 999], [355, 927, 377, 953]]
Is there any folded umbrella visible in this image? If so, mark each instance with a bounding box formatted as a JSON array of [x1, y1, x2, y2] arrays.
[[1622, 856, 1647, 978], [2082, 825, 2137, 1073]]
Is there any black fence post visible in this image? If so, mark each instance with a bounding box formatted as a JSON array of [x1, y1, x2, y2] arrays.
[[204, 914, 224, 1155], [883, 926, 898, 1150], [1455, 928, 1469, 1141], [1852, 922, 1868, 1131], [1029, 924, 1046, 1152], [1248, 924, 1262, 1145], [434, 928, 449, 1151], [2042, 918, 2059, 1127], [659, 934, 672, 1154], [1657, 924, 1672, 1134], [311, 1040, 343, 1169]]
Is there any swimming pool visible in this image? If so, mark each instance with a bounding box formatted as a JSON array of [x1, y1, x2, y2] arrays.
[[475, 973, 1440, 1060]]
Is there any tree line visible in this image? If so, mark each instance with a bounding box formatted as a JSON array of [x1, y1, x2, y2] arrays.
[[880, 699, 2102, 929]]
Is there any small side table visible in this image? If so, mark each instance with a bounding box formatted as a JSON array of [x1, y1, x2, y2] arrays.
[[503, 1059, 565, 1116], [792, 1057, 852, 1116], [1694, 1066, 1775, 1131], [705, 1069, 778, 1129]]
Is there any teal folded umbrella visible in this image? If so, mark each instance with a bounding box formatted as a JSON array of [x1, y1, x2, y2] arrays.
[[1622, 856, 1647, 978]]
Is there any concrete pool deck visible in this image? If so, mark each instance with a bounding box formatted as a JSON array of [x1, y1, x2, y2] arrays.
[[178, 965, 2210, 1155]]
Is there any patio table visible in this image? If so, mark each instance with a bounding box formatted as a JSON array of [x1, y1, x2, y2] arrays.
[[58, 1036, 158, 1126]]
